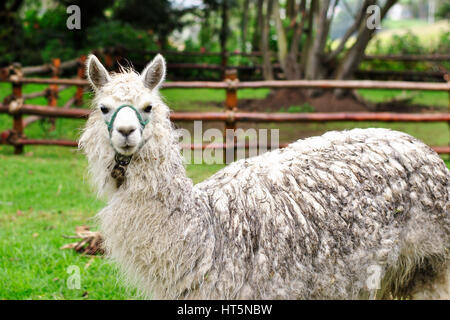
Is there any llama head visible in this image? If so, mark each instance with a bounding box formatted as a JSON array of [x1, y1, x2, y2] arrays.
[[86, 54, 167, 156], [81, 54, 181, 198]]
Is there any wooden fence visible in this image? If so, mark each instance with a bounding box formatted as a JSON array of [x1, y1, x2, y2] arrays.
[[0, 56, 449, 155], [117, 49, 450, 81], [40, 47, 446, 81], [2, 49, 448, 80]]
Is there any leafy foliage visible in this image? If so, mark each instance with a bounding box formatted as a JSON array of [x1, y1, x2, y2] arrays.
[[113, 0, 198, 49], [86, 20, 159, 53], [360, 30, 450, 72]]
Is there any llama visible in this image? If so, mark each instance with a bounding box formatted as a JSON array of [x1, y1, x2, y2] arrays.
[[79, 54, 450, 299]]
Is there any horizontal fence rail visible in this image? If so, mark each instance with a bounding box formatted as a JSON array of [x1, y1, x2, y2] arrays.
[[0, 56, 448, 155], [22, 58, 79, 76], [362, 54, 450, 61], [228, 80, 450, 91], [0, 103, 449, 154], [1, 104, 450, 122], [163, 64, 447, 81], [3, 78, 449, 91], [141, 50, 450, 61], [2, 51, 448, 80]]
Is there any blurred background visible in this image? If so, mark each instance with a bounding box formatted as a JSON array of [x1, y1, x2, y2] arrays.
[[1, 0, 449, 81], [0, 0, 449, 299]]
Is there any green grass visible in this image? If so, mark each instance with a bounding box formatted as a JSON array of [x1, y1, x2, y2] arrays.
[[0, 146, 223, 300], [279, 103, 315, 113], [162, 88, 271, 111], [357, 89, 449, 109], [0, 83, 271, 113], [0, 147, 126, 299], [1, 82, 446, 111], [0, 83, 448, 299], [0, 83, 229, 299]]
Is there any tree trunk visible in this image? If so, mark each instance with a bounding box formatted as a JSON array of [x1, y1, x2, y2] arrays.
[[272, 0, 288, 78], [304, 0, 331, 81], [284, 0, 307, 80], [299, 0, 315, 77], [200, 6, 211, 49], [335, 0, 398, 81], [286, 0, 296, 20], [261, 0, 274, 80], [220, 0, 229, 78], [241, 0, 250, 53], [333, 0, 397, 97], [252, 0, 264, 52], [256, 0, 398, 100]]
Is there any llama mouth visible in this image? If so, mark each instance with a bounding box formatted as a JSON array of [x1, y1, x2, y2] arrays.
[[118, 144, 137, 155]]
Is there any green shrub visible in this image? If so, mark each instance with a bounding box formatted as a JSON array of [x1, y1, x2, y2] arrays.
[[361, 30, 450, 72], [86, 20, 159, 53]]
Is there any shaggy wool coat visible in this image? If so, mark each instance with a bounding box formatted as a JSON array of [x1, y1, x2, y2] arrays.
[[80, 71, 450, 300]]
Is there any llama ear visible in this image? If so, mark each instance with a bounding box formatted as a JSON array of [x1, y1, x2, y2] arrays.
[[86, 54, 111, 90], [141, 54, 166, 90]]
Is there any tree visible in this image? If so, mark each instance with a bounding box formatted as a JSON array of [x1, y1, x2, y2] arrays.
[[0, 0, 25, 64], [0, 0, 23, 26], [240, 0, 250, 52], [258, 0, 398, 94], [251, 0, 264, 52], [58, 0, 114, 49], [261, 0, 274, 80], [114, 0, 198, 50], [219, 0, 230, 75], [436, 0, 450, 19], [334, 0, 397, 81]]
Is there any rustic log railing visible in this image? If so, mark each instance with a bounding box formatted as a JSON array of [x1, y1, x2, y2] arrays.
[[140, 50, 450, 61], [129, 49, 450, 81], [164, 65, 447, 81], [0, 56, 87, 140], [2, 50, 448, 75], [4, 77, 449, 91], [1, 103, 449, 154], [0, 59, 449, 155], [1, 104, 449, 122], [7, 49, 446, 80]]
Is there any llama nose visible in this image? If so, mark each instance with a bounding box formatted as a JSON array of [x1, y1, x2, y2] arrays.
[[117, 127, 136, 137]]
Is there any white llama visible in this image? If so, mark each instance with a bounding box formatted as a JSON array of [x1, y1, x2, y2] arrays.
[[79, 54, 450, 299]]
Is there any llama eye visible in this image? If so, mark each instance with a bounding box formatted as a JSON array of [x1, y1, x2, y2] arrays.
[[100, 105, 109, 114], [144, 105, 152, 113]]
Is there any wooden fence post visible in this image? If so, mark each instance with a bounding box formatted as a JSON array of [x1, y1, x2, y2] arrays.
[[75, 55, 86, 106], [221, 52, 228, 80], [47, 58, 60, 128], [104, 48, 114, 70], [224, 69, 238, 163], [445, 73, 450, 109], [10, 63, 24, 154], [114, 46, 125, 70], [445, 73, 450, 151]]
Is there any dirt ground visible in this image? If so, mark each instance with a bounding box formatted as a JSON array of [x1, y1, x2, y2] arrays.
[[177, 88, 444, 146], [237, 88, 437, 113]]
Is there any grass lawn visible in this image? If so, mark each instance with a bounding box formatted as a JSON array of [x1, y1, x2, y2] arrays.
[[0, 82, 449, 299], [0, 146, 224, 300], [357, 89, 449, 109]]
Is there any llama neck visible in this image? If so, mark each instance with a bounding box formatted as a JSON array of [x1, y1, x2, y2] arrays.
[[123, 141, 196, 212], [101, 142, 215, 298], [81, 112, 215, 297]]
